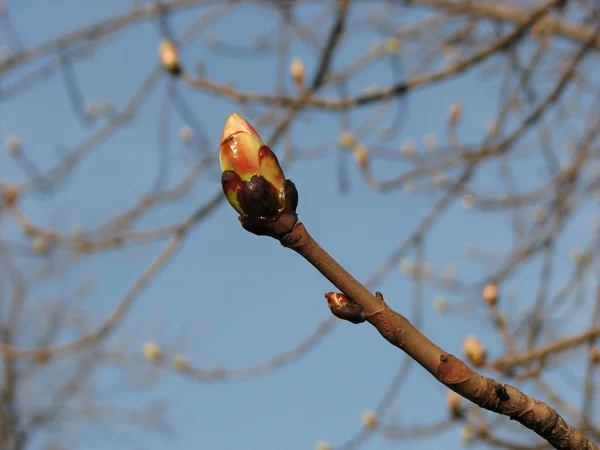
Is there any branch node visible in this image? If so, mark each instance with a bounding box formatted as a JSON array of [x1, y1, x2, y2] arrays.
[[495, 383, 510, 401]]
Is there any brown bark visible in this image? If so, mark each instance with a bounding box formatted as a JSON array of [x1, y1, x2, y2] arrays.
[[281, 221, 598, 450]]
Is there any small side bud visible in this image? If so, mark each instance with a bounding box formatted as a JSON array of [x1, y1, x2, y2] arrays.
[[325, 292, 365, 324], [361, 411, 378, 429], [463, 335, 486, 367], [158, 39, 182, 75], [482, 282, 498, 306], [289, 58, 305, 87], [142, 340, 162, 362], [353, 144, 369, 169]]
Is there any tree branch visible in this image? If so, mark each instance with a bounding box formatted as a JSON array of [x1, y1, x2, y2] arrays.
[[279, 221, 598, 450]]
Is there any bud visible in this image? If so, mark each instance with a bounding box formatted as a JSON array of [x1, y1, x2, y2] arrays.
[[173, 354, 190, 371], [325, 292, 365, 324], [142, 341, 161, 362], [433, 296, 448, 314], [448, 102, 462, 124], [460, 424, 475, 444], [6, 135, 21, 155], [158, 39, 181, 75], [400, 139, 415, 156], [385, 37, 401, 55], [463, 335, 486, 366], [462, 194, 475, 209], [32, 236, 48, 254], [315, 441, 332, 450], [220, 113, 298, 237], [482, 282, 498, 306], [446, 390, 462, 418], [289, 58, 305, 87], [338, 130, 356, 149], [400, 259, 414, 276], [179, 125, 194, 143], [2, 184, 19, 206], [361, 411, 378, 429], [353, 144, 369, 168]]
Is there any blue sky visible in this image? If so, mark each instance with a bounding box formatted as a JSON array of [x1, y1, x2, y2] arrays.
[[1, 2, 597, 450]]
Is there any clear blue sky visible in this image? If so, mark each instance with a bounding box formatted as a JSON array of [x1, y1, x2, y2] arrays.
[[1, 2, 596, 450]]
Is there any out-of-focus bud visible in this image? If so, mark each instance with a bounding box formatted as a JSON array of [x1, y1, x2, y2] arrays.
[[449, 102, 463, 125], [482, 282, 498, 306], [220, 113, 298, 238], [400, 139, 415, 156], [6, 135, 21, 155], [446, 390, 462, 418], [158, 39, 182, 75], [338, 130, 356, 149], [385, 37, 401, 55], [315, 441, 332, 450], [361, 411, 378, 429], [2, 184, 19, 206], [460, 424, 475, 444], [32, 236, 48, 254], [433, 296, 448, 314], [289, 58, 305, 87], [142, 341, 162, 362], [400, 259, 414, 276], [173, 355, 190, 372], [325, 292, 365, 324], [179, 125, 194, 144], [463, 335, 486, 367], [353, 144, 369, 169], [590, 346, 600, 365]]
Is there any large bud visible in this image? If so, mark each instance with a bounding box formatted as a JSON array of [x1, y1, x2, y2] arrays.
[[220, 113, 298, 238]]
